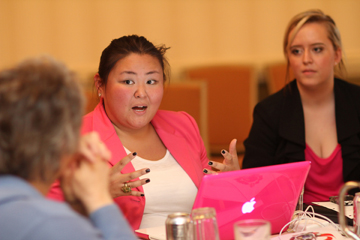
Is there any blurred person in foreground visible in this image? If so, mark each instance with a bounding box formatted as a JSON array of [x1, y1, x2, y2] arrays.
[[48, 35, 240, 230], [0, 56, 137, 240], [243, 9, 360, 202]]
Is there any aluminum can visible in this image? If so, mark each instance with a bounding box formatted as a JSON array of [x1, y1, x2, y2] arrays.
[[354, 192, 360, 236], [166, 212, 192, 240]]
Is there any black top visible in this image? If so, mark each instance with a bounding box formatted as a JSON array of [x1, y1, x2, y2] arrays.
[[243, 79, 360, 184]]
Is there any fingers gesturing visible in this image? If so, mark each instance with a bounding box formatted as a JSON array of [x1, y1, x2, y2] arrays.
[[109, 152, 151, 198]]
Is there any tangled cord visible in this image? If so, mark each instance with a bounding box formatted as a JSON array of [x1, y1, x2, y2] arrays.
[[275, 205, 346, 239]]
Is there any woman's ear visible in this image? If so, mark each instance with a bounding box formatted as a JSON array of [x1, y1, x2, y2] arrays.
[[94, 73, 103, 97], [334, 48, 342, 66]]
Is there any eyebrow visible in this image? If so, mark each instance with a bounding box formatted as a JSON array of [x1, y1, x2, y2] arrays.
[[290, 42, 326, 48], [120, 70, 161, 75]]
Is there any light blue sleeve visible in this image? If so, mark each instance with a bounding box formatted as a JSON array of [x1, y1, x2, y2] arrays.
[[26, 204, 137, 240], [89, 204, 137, 240]]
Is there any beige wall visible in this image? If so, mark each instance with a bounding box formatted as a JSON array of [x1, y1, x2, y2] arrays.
[[1, 0, 360, 83]]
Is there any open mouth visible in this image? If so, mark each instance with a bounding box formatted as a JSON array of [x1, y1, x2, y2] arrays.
[[132, 106, 147, 111]]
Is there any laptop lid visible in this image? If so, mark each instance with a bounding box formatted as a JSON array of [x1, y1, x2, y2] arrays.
[[192, 161, 311, 240]]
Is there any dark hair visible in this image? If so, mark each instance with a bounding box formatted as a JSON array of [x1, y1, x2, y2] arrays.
[[97, 35, 170, 87], [283, 9, 345, 82], [0, 56, 84, 181]]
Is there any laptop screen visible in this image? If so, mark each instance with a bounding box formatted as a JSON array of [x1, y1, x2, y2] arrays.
[[192, 161, 311, 240]]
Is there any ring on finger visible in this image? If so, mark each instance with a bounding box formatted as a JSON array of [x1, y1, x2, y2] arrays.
[[121, 182, 131, 193]]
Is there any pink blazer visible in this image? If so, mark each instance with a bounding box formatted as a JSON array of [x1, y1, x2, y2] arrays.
[[48, 101, 209, 230]]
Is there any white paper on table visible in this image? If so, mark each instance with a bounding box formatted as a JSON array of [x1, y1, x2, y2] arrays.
[[271, 226, 352, 240], [312, 201, 354, 219], [135, 225, 166, 240]]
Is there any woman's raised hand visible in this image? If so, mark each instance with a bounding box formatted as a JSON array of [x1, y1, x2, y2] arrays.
[[204, 139, 240, 174], [109, 152, 150, 198], [61, 132, 150, 215], [76, 131, 150, 198]]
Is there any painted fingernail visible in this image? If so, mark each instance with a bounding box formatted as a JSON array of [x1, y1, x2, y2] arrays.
[[203, 169, 208, 173], [141, 194, 144, 197], [132, 152, 137, 156], [146, 179, 150, 183], [146, 168, 150, 173], [208, 161, 213, 166], [221, 150, 226, 154]]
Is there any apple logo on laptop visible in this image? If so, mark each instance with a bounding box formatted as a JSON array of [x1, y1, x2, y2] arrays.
[[242, 197, 256, 214]]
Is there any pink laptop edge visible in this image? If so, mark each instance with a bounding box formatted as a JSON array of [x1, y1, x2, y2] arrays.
[[192, 161, 311, 240]]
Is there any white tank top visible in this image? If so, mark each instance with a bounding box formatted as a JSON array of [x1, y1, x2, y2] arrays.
[[127, 148, 198, 229]]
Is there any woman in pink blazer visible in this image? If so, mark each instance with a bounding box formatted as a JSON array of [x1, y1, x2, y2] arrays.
[[49, 35, 239, 230]]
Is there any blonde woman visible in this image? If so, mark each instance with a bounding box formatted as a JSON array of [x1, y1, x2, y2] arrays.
[[243, 10, 360, 202]]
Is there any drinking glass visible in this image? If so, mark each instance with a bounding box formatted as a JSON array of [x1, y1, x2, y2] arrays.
[[191, 207, 220, 240], [234, 219, 271, 240], [296, 186, 304, 212], [287, 186, 305, 233]]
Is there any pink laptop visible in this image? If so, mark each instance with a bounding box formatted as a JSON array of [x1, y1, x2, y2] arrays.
[[192, 161, 311, 240]]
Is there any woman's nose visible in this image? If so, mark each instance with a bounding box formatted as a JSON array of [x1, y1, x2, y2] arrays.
[[302, 49, 313, 64], [134, 85, 147, 98]]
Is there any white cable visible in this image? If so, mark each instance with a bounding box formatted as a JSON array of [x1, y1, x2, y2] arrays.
[[274, 205, 346, 240]]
